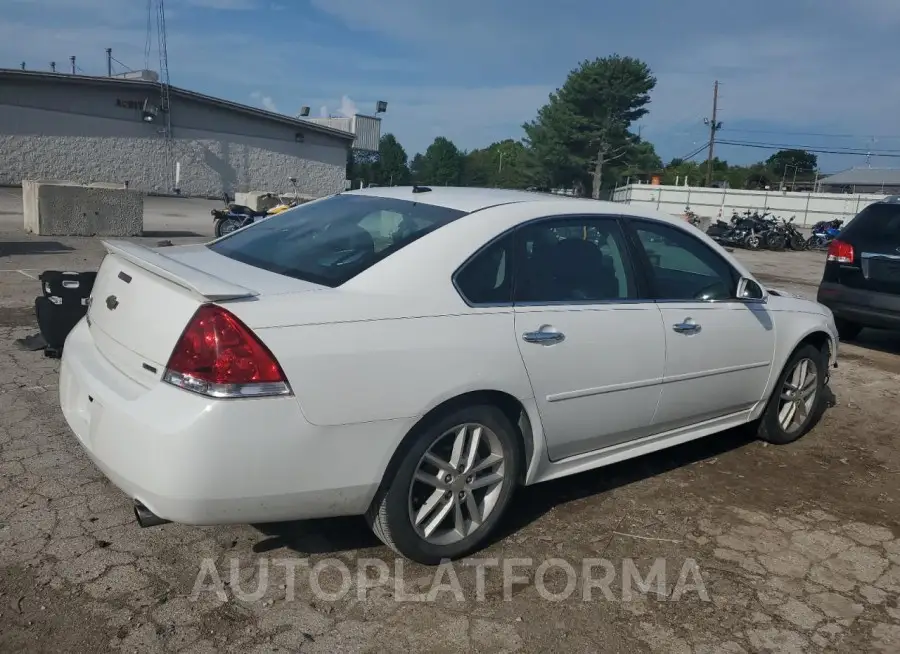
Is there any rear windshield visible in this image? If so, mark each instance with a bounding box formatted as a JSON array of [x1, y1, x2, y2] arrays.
[[843, 203, 900, 241], [209, 194, 467, 287]]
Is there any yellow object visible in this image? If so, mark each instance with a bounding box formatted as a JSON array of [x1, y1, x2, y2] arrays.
[[267, 203, 293, 215]]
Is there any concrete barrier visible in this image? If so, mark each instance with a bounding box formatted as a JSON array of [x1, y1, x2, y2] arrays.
[[23, 180, 143, 236]]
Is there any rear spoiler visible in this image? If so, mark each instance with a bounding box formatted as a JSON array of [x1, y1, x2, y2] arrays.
[[102, 240, 259, 301]]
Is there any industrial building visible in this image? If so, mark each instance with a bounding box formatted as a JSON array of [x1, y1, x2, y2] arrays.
[[0, 68, 381, 198], [816, 167, 900, 195]]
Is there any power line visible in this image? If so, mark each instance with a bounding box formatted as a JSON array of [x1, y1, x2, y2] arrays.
[[722, 127, 900, 140], [717, 139, 900, 159], [676, 142, 709, 162]]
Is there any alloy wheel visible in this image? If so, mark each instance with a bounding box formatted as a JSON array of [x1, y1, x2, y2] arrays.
[[407, 423, 506, 546], [778, 357, 818, 434]]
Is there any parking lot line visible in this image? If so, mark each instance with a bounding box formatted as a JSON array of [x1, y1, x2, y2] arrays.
[[0, 269, 39, 279]]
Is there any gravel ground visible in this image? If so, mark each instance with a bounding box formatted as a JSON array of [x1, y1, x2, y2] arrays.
[[1, 192, 900, 653]]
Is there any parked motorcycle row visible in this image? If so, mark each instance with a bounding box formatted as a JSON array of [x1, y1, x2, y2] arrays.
[[702, 210, 843, 252]]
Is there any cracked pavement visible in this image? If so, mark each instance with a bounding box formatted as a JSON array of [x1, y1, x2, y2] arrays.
[[2, 196, 900, 652]]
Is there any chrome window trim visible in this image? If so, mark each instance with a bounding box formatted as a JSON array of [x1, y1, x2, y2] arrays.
[[627, 217, 757, 305], [452, 212, 652, 309]]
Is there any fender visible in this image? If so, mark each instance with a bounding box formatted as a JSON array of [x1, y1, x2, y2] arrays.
[[750, 307, 837, 421]]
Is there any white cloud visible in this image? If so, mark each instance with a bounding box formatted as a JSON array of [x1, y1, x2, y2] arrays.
[[250, 91, 278, 113], [338, 95, 358, 117], [4, 0, 899, 168]]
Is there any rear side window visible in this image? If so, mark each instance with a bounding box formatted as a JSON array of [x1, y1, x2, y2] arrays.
[[843, 203, 900, 241], [209, 195, 467, 287], [454, 234, 515, 305]]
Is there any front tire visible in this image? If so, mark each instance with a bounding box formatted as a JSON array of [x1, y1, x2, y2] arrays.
[[788, 233, 806, 250], [757, 344, 826, 445], [367, 405, 522, 564]]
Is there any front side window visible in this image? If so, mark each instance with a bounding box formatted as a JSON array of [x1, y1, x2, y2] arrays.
[[632, 220, 737, 301], [514, 217, 635, 303], [209, 194, 467, 287]]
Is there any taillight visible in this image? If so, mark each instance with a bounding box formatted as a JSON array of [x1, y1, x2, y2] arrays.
[[163, 304, 291, 399], [826, 239, 854, 264]]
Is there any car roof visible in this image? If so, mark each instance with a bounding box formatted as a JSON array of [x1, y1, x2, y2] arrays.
[[345, 185, 611, 213], [343, 185, 690, 228]]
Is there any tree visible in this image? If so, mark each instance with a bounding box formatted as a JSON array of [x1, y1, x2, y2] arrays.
[[462, 139, 535, 189], [377, 133, 410, 186], [765, 149, 818, 189], [523, 55, 657, 197], [410, 153, 425, 181], [347, 150, 379, 188], [766, 149, 818, 177], [417, 137, 464, 186]]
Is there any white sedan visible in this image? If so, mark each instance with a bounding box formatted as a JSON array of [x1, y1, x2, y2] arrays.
[[59, 186, 838, 564]]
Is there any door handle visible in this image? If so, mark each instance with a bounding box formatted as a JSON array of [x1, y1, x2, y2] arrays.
[[672, 318, 701, 334], [522, 328, 565, 345]]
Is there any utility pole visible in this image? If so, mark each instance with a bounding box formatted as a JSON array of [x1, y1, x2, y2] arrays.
[[20, 62, 25, 70], [106, 48, 113, 77], [50, 61, 56, 73], [70, 56, 76, 74], [704, 80, 722, 186]]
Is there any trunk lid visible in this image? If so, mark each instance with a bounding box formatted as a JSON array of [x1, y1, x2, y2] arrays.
[[832, 203, 900, 294], [86, 240, 322, 386]]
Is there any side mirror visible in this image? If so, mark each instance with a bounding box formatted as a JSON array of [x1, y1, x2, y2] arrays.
[[737, 277, 767, 303]]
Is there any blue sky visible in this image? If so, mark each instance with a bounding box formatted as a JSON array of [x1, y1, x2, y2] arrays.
[[4, 0, 899, 173]]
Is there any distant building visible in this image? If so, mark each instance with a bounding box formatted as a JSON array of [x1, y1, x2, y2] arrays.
[[816, 168, 900, 195], [0, 69, 359, 198]]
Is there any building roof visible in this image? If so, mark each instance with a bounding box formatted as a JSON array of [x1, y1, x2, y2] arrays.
[[0, 69, 356, 142], [818, 167, 900, 186]]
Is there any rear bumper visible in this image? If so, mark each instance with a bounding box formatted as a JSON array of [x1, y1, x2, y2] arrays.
[[59, 319, 406, 526], [817, 283, 900, 331]]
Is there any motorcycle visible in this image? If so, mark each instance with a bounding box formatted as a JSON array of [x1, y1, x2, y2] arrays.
[[711, 211, 767, 250], [779, 216, 807, 251], [682, 207, 702, 228], [704, 212, 735, 239], [805, 219, 843, 250], [212, 178, 303, 237]]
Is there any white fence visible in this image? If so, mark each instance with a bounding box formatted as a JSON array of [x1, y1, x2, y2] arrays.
[[612, 184, 889, 227]]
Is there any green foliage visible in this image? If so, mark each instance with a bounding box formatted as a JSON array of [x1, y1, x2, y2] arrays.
[[416, 137, 464, 186], [377, 134, 411, 186], [345, 134, 411, 188], [766, 149, 818, 176], [523, 55, 657, 196], [461, 140, 536, 189]]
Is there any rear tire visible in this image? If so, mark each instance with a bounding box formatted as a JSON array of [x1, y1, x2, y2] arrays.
[[366, 405, 522, 565], [214, 217, 242, 238], [835, 318, 862, 341], [757, 344, 826, 445]]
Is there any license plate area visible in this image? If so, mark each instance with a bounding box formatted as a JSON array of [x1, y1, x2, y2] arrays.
[[862, 254, 900, 283]]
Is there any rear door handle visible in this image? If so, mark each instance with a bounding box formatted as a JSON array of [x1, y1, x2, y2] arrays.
[[672, 318, 701, 334], [522, 328, 565, 345]]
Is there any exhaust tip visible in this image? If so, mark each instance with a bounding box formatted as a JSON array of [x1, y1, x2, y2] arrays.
[[133, 500, 170, 528]]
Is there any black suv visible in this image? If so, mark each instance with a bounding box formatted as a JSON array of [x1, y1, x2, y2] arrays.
[[817, 198, 900, 339]]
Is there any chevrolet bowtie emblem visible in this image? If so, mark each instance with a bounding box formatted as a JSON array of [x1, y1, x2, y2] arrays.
[[105, 295, 119, 310]]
